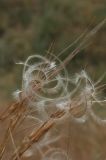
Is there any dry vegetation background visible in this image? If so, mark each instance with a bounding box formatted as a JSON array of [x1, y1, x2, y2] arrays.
[[0, 0, 106, 103], [0, 0, 106, 160]]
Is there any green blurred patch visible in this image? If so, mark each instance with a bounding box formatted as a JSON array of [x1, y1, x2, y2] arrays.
[[0, 0, 105, 104]]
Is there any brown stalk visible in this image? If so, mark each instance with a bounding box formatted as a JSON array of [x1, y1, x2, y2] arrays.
[[11, 110, 65, 160], [11, 104, 85, 160], [0, 100, 27, 159], [0, 99, 26, 121]]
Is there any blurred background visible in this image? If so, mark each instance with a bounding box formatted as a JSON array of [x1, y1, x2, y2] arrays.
[[0, 0, 106, 104]]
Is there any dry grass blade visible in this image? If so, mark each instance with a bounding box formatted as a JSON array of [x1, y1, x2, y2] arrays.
[[0, 101, 27, 159], [11, 110, 65, 160]]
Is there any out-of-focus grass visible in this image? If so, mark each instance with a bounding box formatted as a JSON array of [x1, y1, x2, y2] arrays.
[[0, 65, 22, 104], [0, 72, 17, 104], [0, 0, 106, 104]]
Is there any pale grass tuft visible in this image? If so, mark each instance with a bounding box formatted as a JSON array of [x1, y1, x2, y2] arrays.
[[0, 19, 106, 160]]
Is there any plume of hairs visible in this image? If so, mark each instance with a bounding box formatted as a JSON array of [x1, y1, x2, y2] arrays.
[[0, 19, 106, 160]]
